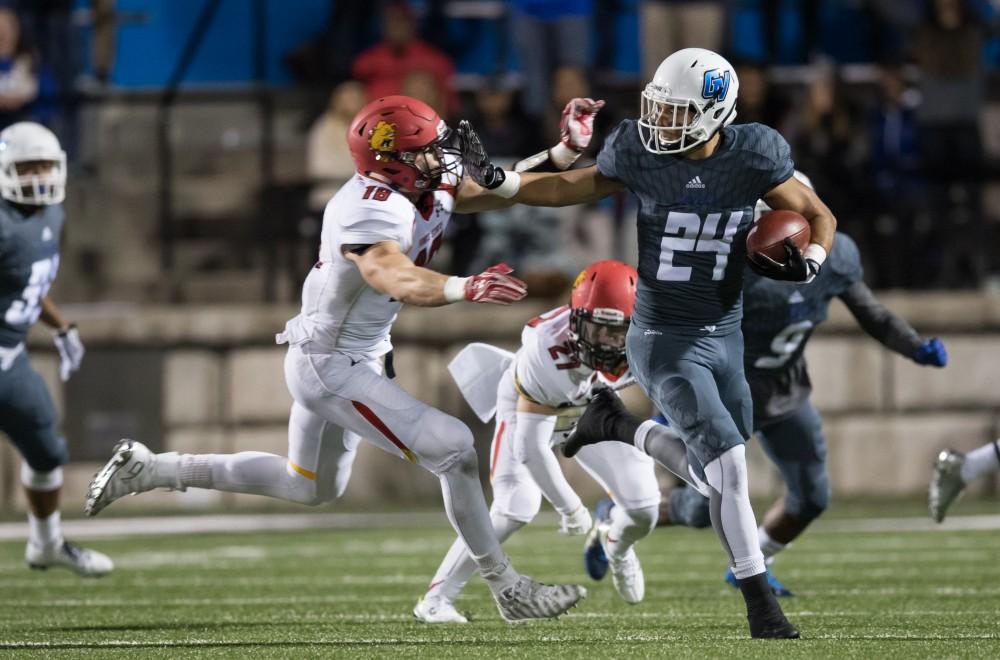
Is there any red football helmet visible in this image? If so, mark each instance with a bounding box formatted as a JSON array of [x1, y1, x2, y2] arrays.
[[347, 95, 460, 192], [569, 260, 638, 375]]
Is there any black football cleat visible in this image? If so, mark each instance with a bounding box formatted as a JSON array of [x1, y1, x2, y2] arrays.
[[562, 389, 635, 458], [748, 611, 801, 639]]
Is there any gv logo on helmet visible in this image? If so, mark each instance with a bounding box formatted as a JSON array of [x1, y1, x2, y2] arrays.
[[369, 121, 397, 152], [701, 70, 731, 102]]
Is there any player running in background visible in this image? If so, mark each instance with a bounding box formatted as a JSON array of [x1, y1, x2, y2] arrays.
[[930, 440, 1000, 522], [85, 95, 603, 622], [414, 260, 660, 623], [0, 122, 111, 576], [590, 172, 948, 596], [462, 47, 836, 638]]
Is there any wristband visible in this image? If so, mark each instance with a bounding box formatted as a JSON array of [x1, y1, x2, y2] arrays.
[[443, 276, 468, 303], [803, 243, 827, 266], [491, 170, 521, 198], [548, 142, 581, 170]]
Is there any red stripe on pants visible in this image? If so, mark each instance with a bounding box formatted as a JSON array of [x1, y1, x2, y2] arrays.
[[351, 400, 418, 464], [490, 420, 506, 478]]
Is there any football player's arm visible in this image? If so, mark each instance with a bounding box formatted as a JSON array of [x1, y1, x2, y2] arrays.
[[762, 175, 836, 254], [344, 241, 526, 307], [455, 166, 623, 213], [838, 281, 947, 367], [41, 297, 85, 381], [515, 395, 592, 535]]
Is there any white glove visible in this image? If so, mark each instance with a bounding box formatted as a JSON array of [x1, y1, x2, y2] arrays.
[[53, 325, 84, 381], [559, 505, 594, 536]]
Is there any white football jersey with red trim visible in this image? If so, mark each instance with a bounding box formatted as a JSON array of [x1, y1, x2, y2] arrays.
[[511, 305, 633, 410], [278, 173, 455, 359]]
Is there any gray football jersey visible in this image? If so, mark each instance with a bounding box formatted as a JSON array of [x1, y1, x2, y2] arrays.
[[597, 120, 794, 333], [0, 200, 64, 347], [742, 232, 863, 373]]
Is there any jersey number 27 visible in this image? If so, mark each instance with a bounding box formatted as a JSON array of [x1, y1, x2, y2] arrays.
[[657, 211, 743, 282]]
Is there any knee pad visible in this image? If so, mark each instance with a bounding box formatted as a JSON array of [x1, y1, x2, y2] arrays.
[[490, 476, 542, 524], [622, 504, 659, 536], [426, 412, 476, 475], [786, 469, 831, 523], [21, 463, 63, 492], [668, 486, 712, 529], [704, 444, 749, 495]]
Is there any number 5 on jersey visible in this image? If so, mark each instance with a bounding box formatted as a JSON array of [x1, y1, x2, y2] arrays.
[[657, 211, 743, 282]]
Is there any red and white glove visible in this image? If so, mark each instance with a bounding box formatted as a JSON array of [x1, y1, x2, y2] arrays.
[[444, 263, 527, 305], [560, 97, 605, 152], [548, 97, 606, 170]]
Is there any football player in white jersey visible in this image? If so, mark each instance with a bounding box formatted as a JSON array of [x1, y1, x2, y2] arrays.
[[414, 260, 661, 623], [84, 94, 605, 622]]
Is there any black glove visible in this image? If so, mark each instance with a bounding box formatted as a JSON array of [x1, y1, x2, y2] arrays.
[[747, 238, 821, 283], [457, 120, 507, 190]]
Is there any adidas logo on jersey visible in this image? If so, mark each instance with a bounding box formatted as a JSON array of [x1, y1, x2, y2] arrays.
[[788, 291, 805, 304], [41, 226, 53, 241], [685, 176, 706, 189]]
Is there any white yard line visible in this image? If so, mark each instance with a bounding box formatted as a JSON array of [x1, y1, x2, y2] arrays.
[[0, 511, 996, 542]]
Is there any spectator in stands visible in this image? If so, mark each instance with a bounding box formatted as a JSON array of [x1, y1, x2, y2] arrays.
[[762, 0, 821, 64], [401, 70, 446, 117], [306, 80, 366, 212], [909, 0, 988, 287], [865, 63, 926, 288], [351, 1, 456, 114], [639, 1, 725, 80], [732, 61, 786, 128], [0, 8, 37, 128], [467, 78, 541, 158], [511, 0, 593, 118]]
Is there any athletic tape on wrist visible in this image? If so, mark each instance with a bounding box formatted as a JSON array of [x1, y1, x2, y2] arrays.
[[491, 170, 521, 198], [804, 243, 827, 266], [443, 276, 469, 303]]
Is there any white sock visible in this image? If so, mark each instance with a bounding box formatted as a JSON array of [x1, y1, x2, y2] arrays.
[[704, 445, 766, 580], [758, 527, 786, 562], [960, 440, 1000, 484], [606, 504, 658, 560], [28, 511, 62, 548], [174, 452, 314, 502], [426, 513, 525, 602]]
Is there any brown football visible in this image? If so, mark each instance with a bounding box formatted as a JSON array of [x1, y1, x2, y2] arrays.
[[746, 210, 811, 263]]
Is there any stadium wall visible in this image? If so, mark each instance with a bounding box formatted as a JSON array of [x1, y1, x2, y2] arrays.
[[1, 292, 998, 515]]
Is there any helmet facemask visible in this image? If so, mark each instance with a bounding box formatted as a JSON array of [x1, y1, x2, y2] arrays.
[[638, 84, 717, 155], [571, 309, 630, 376], [0, 156, 66, 206], [381, 126, 463, 191]]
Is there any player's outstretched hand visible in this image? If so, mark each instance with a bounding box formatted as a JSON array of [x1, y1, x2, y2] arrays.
[[464, 263, 527, 304], [560, 97, 606, 153], [913, 337, 947, 367], [559, 505, 593, 536], [747, 238, 820, 283], [54, 324, 84, 381], [457, 120, 507, 190]]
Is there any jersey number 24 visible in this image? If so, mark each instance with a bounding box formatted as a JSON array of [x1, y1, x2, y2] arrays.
[[657, 211, 743, 282]]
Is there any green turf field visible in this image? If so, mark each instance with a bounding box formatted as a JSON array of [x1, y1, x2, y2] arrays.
[[1, 512, 998, 658]]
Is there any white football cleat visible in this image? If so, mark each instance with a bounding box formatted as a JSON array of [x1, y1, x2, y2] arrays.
[[601, 524, 645, 604], [413, 595, 468, 623], [608, 548, 645, 604], [26, 540, 113, 577], [85, 439, 162, 516], [493, 576, 586, 623], [929, 449, 967, 523]]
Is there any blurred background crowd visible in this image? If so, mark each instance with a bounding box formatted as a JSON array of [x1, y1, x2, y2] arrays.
[[6, 0, 1000, 302]]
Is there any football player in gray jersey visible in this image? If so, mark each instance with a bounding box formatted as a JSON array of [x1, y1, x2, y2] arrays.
[[461, 48, 838, 638], [0, 122, 112, 576]]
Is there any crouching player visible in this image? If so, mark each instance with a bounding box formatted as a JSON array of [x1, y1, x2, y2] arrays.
[[414, 261, 660, 623], [0, 122, 111, 576]]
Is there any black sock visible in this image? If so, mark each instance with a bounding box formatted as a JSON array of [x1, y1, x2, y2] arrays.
[[609, 410, 642, 445], [738, 572, 779, 615]]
